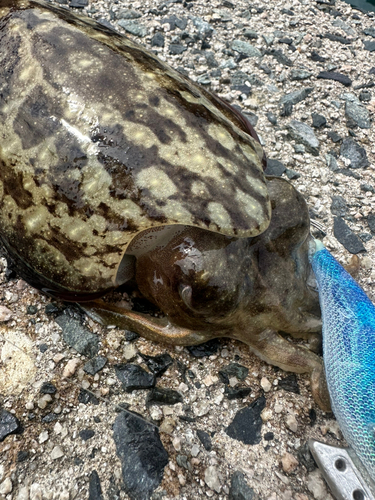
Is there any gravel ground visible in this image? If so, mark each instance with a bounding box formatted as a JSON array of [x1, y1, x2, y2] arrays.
[[0, 0, 374, 499]]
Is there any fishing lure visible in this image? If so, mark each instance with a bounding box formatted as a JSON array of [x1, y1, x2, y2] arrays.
[[311, 239, 375, 483]]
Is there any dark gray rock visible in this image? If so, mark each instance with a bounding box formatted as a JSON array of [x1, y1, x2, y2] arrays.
[[345, 101, 371, 129], [151, 33, 165, 47], [0, 409, 21, 441], [113, 411, 168, 500], [117, 9, 142, 20], [243, 111, 258, 127], [219, 363, 249, 382], [266, 112, 277, 125], [368, 214, 375, 233], [323, 33, 351, 45], [310, 51, 327, 62], [231, 40, 261, 57], [224, 386, 252, 400], [297, 442, 317, 473], [278, 374, 300, 394], [40, 382, 57, 394], [327, 131, 342, 143], [360, 233, 372, 242], [265, 49, 293, 66], [118, 20, 148, 37], [243, 29, 258, 40], [334, 217, 366, 254], [80, 429, 95, 441], [279, 87, 314, 106], [140, 353, 173, 376], [317, 71, 352, 87], [326, 154, 338, 172], [169, 44, 187, 55], [55, 315, 99, 358], [88, 470, 104, 500], [78, 389, 99, 405], [287, 120, 320, 156], [229, 471, 257, 500], [205, 52, 218, 68], [360, 184, 375, 193], [84, 356, 108, 376], [311, 113, 327, 128], [197, 74, 211, 85], [359, 90, 372, 102], [161, 15, 187, 30], [285, 168, 301, 180], [280, 102, 293, 117], [69, 0, 87, 7], [125, 330, 140, 342], [265, 159, 286, 177], [330, 196, 347, 217], [340, 138, 369, 169], [225, 397, 265, 444], [146, 388, 183, 406], [196, 429, 212, 451], [115, 364, 155, 392], [363, 27, 375, 38], [364, 41, 375, 51], [289, 68, 312, 80], [190, 16, 214, 37], [187, 339, 220, 357]]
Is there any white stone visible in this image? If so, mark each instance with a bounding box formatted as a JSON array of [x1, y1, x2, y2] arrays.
[[204, 465, 222, 493], [62, 358, 81, 378], [0, 477, 12, 495], [260, 377, 272, 392], [285, 414, 298, 433], [50, 445, 64, 460], [38, 431, 49, 444]]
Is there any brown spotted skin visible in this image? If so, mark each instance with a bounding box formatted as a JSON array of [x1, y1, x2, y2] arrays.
[[0, 0, 269, 296]]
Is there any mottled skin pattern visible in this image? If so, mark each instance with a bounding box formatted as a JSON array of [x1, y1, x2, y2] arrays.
[[0, 1, 329, 409]]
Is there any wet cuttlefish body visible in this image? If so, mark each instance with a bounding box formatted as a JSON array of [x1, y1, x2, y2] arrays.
[[0, 1, 328, 408]]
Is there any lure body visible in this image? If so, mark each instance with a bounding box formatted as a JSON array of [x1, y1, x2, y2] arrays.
[[311, 242, 375, 481]]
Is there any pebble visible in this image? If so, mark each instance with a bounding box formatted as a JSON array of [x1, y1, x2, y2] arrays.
[[260, 377, 272, 392], [345, 100, 371, 129], [62, 358, 81, 378], [140, 352, 173, 376], [114, 363, 155, 392], [307, 469, 330, 500], [287, 120, 320, 156], [83, 356, 107, 375], [0, 409, 21, 441], [50, 445, 64, 460], [333, 217, 366, 254], [226, 396, 265, 444], [281, 452, 299, 474], [231, 40, 262, 58], [122, 344, 138, 361], [55, 314, 99, 358], [146, 387, 183, 405], [204, 465, 222, 493], [113, 411, 168, 499], [88, 470, 103, 500], [229, 471, 256, 500], [285, 414, 298, 433], [0, 305, 13, 322], [340, 138, 369, 169], [196, 430, 212, 451], [317, 71, 352, 87], [0, 477, 12, 495]]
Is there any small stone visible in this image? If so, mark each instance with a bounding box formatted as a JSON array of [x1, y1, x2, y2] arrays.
[[83, 356, 107, 375], [279, 87, 314, 106], [0, 306, 13, 322], [124, 330, 139, 342], [359, 90, 371, 102], [26, 305, 38, 315], [368, 214, 375, 233], [79, 429, 95, 441], [307, 469, 330, 500], [287, 120, 320, 156], [219, 362, 249, 381], [114, 364, 155, 392], [204, 465, 222, 493], [297, 442, 317, 472], [331, 196, 347, 217], [243, 29, 258, 40], [327, 131, 342, 143], [197, 430, 212, 451], [0, 477, 12, 495], [177, 454, 191, 471], [39, 431, 49, 444], [266, 112, 277, 125], [0, 409, 21, 441], [364, 41, 375, 52], [229, 471, 256, 500], [117, 8, 141, 20], [78, 388, 99, 405], [55, 315, 99, 358], [290, 68, 312, 80], [226, 396, 265, 444], [281, 452, 299, 473], [260, 377, 272, 392], [51, 445, 64, 460], [40, 382, 57, 395], [264, 431, 274, 441], [285, 414, 298, 433], [62, 358, 81, 378], [317, 71, 352, 87], [118, 20, 148, 37], [334, 217, 365, 254], [278, 374, 300, 394], [311, 113, 326, 128], [345, 101, 371, 129], [265, 159, 286, 177], [340, 138, 369, 169], [146, 387, 183, 406], [187, 339, 220, 358], [88, 470, 103, 500], [193, 401, 210, 417], [140, 352, 173, 376], [231, 40, 261, 58], [265, 49, 293, 66]]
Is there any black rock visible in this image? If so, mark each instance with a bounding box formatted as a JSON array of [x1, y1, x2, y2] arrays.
[[297, 442, 316, 472], [327, 131, 342, 142], [278, 374, 300, 394], [80, 429, 95, 441], [265, 159, 286, 177], [317, 71, 352, 86], [363, 27, 375, 38], [186, 339, 220, 357], [78, 389, 99, 405], [265, 49, 293, 67], [323, 33, 351, 45], [279, 102, 293, 117], [359, 90, 372, 102], [364, 41, 375, 52], [88, 470, 104, 500], [124, 330, 140, 342], [369, 67, 375, 75], [146, 387, 183, 405], [169, 44, 187, 55], [225, 396, 266, 444], [279, 37, 293, 44], [285, 168, 301, 180], [113, 411, 168, 500], [334, 217, 366, 254], [196, 429, 212, 451], [45, 303, 60, 315], [27, 305, 38, 315], [115, 364, 155, 392], [140, 353, 173, 376], [0, 409, 21, 441], [330, 196, 347, 217], [219, 362, 249, 381], [309, 408, 317, 425], [38, 343, 49, 353], [69, 0, 88, 7], [151, 33, 165, 47], [360, 183, 375, 193], [266, 112, 277, 125], [55, 315, 99, 358], [336, 168, 361, 179], [311, 113, 327, 128], [310, 51, 327, 62], [41, 413, 58, 423], [224, 386, 252, 400], [229, 471, 256, 500], [17, 450, 29, 462], [161, 15, 187, 30], [281, 8, 295, 15], [84, 356, 108, 376], [340, 138, 369, 169], [368, 214, 375, 233], [264, 431, 274, 441], [40, 382, 57, 395]]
